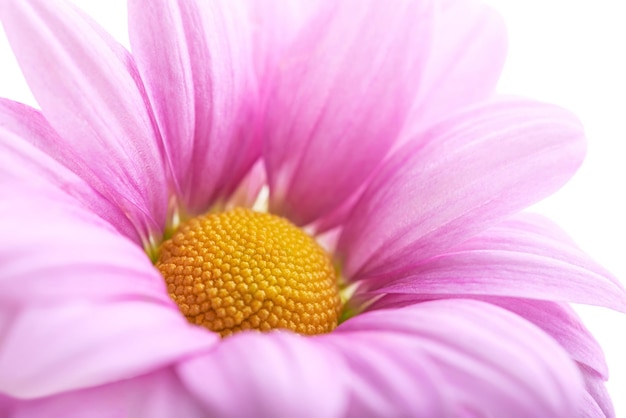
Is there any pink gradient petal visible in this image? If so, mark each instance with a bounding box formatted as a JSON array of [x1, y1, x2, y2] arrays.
[[0, 299, 217, 399], [403, 0, 507, 136], [128, 0, 259, 214], [0, 99, 138, 241], [338, 97, 586, 280], [368, 294, 608, 378], [0, 185, 170, 305], [327, 299, 583, 417], [264, 0, 434, 226], [178, 332, 348, 418], [366, 213, 626, 312], [0, 0, 168, 241], [6, 368, 206, 418]]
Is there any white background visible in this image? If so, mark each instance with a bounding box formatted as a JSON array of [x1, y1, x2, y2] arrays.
[[1, 0, 624, 415]]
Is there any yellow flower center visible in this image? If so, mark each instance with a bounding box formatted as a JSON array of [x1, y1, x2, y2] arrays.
[[156, 208, 342, 337]]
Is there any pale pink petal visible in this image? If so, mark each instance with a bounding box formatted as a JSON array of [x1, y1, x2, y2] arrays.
[[368, 294, 608, 378], [0, 185, 169, 304], [310, 183, 367, 235], [0, 99, 138, 241], [0, 0, 168, 241], [178, 332, 348, 418], [326, 299, 583, 417], [306, 0, 508, 234], [324, 331, 448, 417], [0, 299, 217, 399], [8, 368, 206, 418], [128, 0, 259, 214], [338, 97, 586, 279], [263, 0, 434, 226], [403, 0, 507, 137], [244, 0, 322, 90], [244, 1, 339, 229], [0, 186, 217, 398], [365, 213, 626, 312], [581, 392, 608, 418], [581, 365, 615, 418]]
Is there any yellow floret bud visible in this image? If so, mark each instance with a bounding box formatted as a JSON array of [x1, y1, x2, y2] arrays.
[[156, 208, 342, 337]]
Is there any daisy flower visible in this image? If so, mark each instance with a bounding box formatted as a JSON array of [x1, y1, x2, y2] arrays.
[[0, 0, 624, 416]]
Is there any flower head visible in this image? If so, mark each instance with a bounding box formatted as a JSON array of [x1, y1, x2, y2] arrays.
[[0, 0, 624, 416]]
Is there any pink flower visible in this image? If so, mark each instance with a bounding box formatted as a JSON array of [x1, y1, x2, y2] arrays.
[[0, 0, 624, 416]]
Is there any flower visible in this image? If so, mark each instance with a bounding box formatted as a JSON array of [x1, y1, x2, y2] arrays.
[[0, 0, 624, 416]]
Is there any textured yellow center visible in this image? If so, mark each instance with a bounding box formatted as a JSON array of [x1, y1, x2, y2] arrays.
[[156, 208, 342, 337]]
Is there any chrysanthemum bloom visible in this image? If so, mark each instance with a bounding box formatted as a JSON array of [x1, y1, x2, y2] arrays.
[[0, 0, 624, 416]]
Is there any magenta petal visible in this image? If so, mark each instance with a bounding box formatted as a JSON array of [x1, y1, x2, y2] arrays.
[[405, 0, 507, 134], [368, 213, 626, 312], [338, 97, 586, 279], [328, 299, 583, 417], [0, 394, 13, 417], [178, 332, 348, 418], [264, 0, 434, 226], [8, 368, 206, 418], [128, 0, 259, 214], [0, 99, 138, 241], [1, 0, 168, 240], [0, 299, 216, 399]]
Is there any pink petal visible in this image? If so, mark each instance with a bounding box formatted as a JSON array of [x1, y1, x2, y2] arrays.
[[338, 97, 586, 279], [307, 0, 508, 235], [403, 0, 507, 136], [128, 0, 259, 215], [7, 368, 206, 418], [0, 394, 12, 417], [0, 186, 217, 399], [0, 99, 138, 242], [0, 185, 169, 305], [581, 392, 608, 418], [324, 331, 449, 417], [367, 213, 626, 312], [244, 0, 322, 90], [327, 299, 583, 417], [178, 332, 348, 418], [226, 160, 267, 208], [369, 294, 609, 379], [0, 299, 217, 399], [263, 0, 434, 226], [581, 365, 615, 418], [0, 0, 168, 242]]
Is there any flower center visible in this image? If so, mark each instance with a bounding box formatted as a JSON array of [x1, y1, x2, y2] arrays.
[[156, 208, 342, 337]]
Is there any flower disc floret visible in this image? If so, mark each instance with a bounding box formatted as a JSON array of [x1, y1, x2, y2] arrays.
[[156, 208, 342, 337]]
